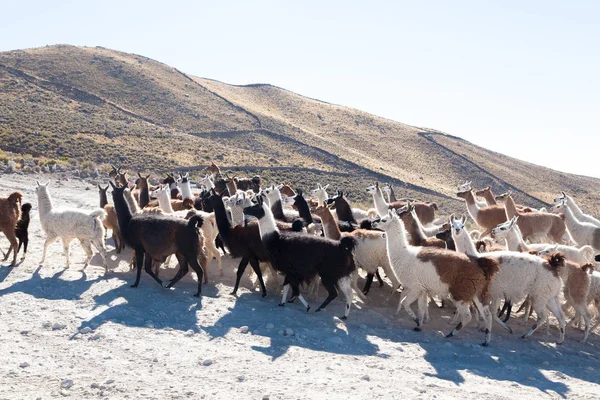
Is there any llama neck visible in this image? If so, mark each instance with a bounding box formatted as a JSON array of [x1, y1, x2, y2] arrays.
[[37, 189, 53, 218], [99, 191, 108, 208], [295, 198, 313, 224], [112, 191, 133, 237], [213, 197, 233, 238], [124, 190, 141, 214], [402, 212, 426, 244], [565, 195, 584, 218], [480, 191, 497, 206], [271, 200, 286, 221], [385, 218, 410, 253], [454, 229, 478, 256], [372, 188, 389, 217], [180, 182, 193, 200], [561, 205, 580, 230], [158, 191, 175, 214], [169, 183, 179, 199], [318, 209, 341, 240], [504, 196, 518, 218], [506, 228, 528, 251], [462, 191, 481, 221], [226, 181, 237, 196], [138, 182, 150, 208], [257, 204, 280, 240]]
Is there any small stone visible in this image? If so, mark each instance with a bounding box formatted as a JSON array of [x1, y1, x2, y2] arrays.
[[91, 383, 99, 389], [215, 322, 222, 327], [541, 361, 550, 367], [80, 327, 93, 334], [89, 333, 102, 341], [361, 375, 370, 381], [262, 396, 270, 400], [59, 390, 69, 397], [152, 357, 158, 363], [104, 379, 114, 385], [526, 376, 535, 381], [585, 366, 595, 372], [61, 379, 74, 389], [278, 330, 284, 336], [328, 336, 343, 345], [184, 330, 195, 337], [237, 375, 245, 382], [239, 326, 249, 334], [201, 359, 213, 366], [266, 323, 274, 330], [19, 362, 29, 368], [284, 328, 295, 336], [359, 324, 368, 330]]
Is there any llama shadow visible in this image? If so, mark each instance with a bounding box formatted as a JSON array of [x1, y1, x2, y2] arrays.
[[204, 290, 387, 361], [0, 265, 16, 283], [73, 268, 219, 335], [0, 266, 100, 301]]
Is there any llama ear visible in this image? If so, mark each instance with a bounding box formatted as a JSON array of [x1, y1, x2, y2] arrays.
[[45, 181, 50, 187], [486, 186, 490, 190], [36, 180, 41, 187], [137, 172, 143, 179], [323, 184, 329, 190], [376, 182, 379, 188], [461, 214, 467, 223], [450, 213, 455, 222], [109, 180, 117, 190]]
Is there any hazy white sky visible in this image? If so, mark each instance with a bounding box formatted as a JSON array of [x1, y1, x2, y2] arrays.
[[1, 1, 598, 178]]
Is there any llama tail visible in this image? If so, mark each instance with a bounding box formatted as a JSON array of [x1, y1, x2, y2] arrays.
[[340, 236, 356, 253], [89, 209, 107, 220], [291, 219, 305, 232], [595, 254, 600, 263], [188, 214, 204, 229], [581, 263, 595, 274], [475, 240, 487, 253], [580, 245, 594, 262], [7, 192, 23, 204], [546, 251, 566, 273]]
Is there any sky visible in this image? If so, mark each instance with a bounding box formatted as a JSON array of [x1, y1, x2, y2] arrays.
[[1, 1, 598, 178]]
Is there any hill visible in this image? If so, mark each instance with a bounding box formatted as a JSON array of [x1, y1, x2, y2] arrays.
[[1, 44, 598, 214]]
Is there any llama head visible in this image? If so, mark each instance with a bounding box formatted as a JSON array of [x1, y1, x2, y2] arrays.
[[371, 209, 397, 231], [490, 216, 518, 240], [366, 183, 379, 195], [537, 244, 560, 258], [474, 185, 491, 197], [243, 193, 268, 219], [553, 191, 567, 204], [494, 191, 512, 202], [162, 173, 176, 186], [382, 184, 393, 195], [450, 214, 468, 236], [21, 202, 32, 214], [35, 180, 50, 194], [395, 202, 414, 221], [98, 184, 109, 194], [456, 181, 472, 194], [311, 184, 329, 201]]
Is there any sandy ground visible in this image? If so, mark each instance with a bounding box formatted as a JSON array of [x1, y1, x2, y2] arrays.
[[1, 173, 599, 400]]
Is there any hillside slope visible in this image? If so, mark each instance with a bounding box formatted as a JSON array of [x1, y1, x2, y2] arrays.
[[1, 45, 598, 213]]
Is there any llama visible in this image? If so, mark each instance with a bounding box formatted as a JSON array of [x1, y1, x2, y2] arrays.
[[456, 183, 507, 238], [176, 172, 194, 201], [0, 191, 23, 266], [451, 215, 566, 343], [234, 175, 261, 193], [554, 191, 600, 228], [476, 186, 536, 212], [311, 183, 330, 207], [311, 205, 400, 295], [382, 184, 397, 203], [371, 210, 498, 346], [496, 192, 571, 244], [36, 182, 108, 273], [110, 182, 207, 296], [396, 203, 446, 249], [135, 173, 152, 208], [149, 186, 194, 211], [279, 183, 296, 198], [2, 202, 31, 262], [98, 184, 123, 253], [203, 161, 223, 180], [262, 185, 299, 222], [162, 173, 180, 199], [154, 185, 222, 280], [289, 189, 322, 235], [367, 182, 437, 224], [435, 228, 456, 251], [244, 195, 358, 319], [224, 174, 238, 197], [551, 201, 600, 251]]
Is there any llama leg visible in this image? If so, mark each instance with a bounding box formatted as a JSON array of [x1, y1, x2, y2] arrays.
[[297, 294, 311, 312], [472, 298, 493, 346], [417, 292, 428, 325], [338, 276, 353, 319], [40, 234, 57, 264], [522, 300, 549, 340], [5, 230, 19, 266], [375, 270, 384, 287], [547, 296, 566, 344], [447, 302, 472, 338], [62, 238, 73, 268], [362, 273, 375, 295], [17, 238, 23, 258], [22, 234, 28, 258], [491, 297, 513, 333], [143, 252, 164, 287], [188, 254, 206, 297], [131, 249, 145, 288], [165, 254, 188, 289], [573, 305, 592, 343], [249, 259, 267, 297], [315, 280, 338, 312], [231, 258, 250, 296], [2, 243, 12, 261], [91, 237, 108, 275], [398, 289, 422, 331], [279, 283, 290, 306], [206, 239, 222, 277], [80, 240, 93, 269]]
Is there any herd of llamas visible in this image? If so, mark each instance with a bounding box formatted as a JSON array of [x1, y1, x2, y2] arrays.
[[1, 161, 600, 347]]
